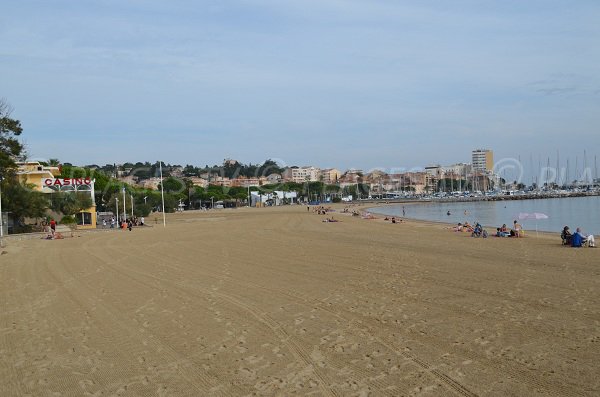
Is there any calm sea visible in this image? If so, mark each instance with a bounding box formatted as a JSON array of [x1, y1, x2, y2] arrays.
[[368, 196, 600, 234]]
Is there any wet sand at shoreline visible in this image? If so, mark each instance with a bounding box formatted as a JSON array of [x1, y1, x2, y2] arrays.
[[1, 205, 599, 396]]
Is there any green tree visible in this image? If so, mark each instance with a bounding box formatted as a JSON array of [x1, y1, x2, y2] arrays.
[[0, 99, 24, 172], [49, 192, 93, 220], [1, 181, 48, 221], [160, 177, 185, 194]]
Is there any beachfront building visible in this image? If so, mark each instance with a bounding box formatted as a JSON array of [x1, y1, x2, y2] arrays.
[[16, 161, 61, 186], [321, 168, 341, 184], [250, 190, 297, 206], [472, 149, 494, 173], [16, 161, 97, 229], [283, 166, 321, 183], [424, 165, 443, 192], [363, 170, 388, 194]]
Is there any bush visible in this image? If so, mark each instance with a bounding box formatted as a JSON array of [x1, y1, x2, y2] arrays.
[[60, 215, 77, 225], [332, 197, 342, 203]]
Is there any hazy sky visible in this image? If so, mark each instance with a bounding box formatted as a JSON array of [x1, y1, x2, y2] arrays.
[[1, 0, 599, 179]]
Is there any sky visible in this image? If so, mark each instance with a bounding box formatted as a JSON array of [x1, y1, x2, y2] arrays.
[[1, 0, 599, 182]]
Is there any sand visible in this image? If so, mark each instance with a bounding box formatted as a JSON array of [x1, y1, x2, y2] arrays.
[[1, 205, 599, 396]]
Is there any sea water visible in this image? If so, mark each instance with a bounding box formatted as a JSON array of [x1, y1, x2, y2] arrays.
[[368, 196, 600, 234]]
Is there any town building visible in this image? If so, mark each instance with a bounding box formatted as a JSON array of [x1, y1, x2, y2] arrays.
[[283, 166, 321, 183], [16, 161, 97, 229], [16, 161, 61, 186], [320, 168, 341, 184], [472, 149, 494, 173], [231, 177, 261, 187]]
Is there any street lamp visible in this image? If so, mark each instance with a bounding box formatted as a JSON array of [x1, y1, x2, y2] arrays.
[[130, 194, 134, 217], [115, 197, 119, 224], [211, 196, 214, 209], [122, 187, 126, 221]]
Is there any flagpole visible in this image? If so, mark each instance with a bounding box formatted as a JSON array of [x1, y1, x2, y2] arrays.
[[159, 161, 166, 227], [122, 186, 126, 221], [0, 176, 4, 247]]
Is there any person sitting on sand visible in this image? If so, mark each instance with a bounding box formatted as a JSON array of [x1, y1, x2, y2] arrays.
[[452, 223, 463, 232], [572, 227, 595, 248], [391, 217, 396, 224], [561, 226, 572, 245]]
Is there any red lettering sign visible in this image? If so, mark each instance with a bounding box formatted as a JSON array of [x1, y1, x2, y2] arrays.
[[42, 178, 94, 187]]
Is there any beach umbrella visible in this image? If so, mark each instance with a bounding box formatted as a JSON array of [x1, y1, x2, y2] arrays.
[[517, 212, 549, 236]]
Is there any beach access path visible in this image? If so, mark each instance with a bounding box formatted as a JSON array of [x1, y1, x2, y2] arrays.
[[1, 205, 598, 396]]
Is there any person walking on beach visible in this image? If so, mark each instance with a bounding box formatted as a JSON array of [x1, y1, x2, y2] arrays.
[[110, 217, 115, 229], [402, 206, 406, 217], [140, 216, 145, 226], [49, 219, 56, 237]]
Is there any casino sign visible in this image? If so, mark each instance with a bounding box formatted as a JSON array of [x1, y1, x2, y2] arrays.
[[42, 177, 95, 192]]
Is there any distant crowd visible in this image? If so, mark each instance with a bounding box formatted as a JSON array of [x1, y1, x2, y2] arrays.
[[101, 216, 145, 231]]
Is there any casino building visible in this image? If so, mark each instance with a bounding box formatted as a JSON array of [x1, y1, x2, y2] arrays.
[[16, 161, 97, 229]]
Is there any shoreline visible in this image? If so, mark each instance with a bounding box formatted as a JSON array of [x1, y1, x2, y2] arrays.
[[361, 199, 594, 236]]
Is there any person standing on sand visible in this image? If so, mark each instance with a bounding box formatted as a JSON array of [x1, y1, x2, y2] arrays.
[[402, 206, 406, 217], [49, 219, 56, 237], [513, 220, 522, 237], [140, 216, 144, 226]]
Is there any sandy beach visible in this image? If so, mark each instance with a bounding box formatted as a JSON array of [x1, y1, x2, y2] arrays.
[[1, 205, 599, 396]]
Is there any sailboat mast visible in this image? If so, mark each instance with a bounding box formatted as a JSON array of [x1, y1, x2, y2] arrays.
[[556, 149, 560, 186]]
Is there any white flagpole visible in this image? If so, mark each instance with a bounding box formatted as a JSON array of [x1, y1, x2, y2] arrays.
[[122, 187, 126, 221], [0, 177, 4, 247], [159, 161, 166, 227]]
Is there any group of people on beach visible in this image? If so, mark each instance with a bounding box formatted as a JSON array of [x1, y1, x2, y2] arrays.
[[561, 226, 596, 247], [42, 218, 64, 240], [494, 220, 523, 237], [102, 216, 145, 231], [309, 206, 334, 215], [451, 220, 524, 238]]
